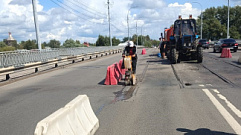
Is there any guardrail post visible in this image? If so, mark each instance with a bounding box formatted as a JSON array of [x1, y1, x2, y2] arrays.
[[6, 74, 10, 80], [35, 67, 38, 73]]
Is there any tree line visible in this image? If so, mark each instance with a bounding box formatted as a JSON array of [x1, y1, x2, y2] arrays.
[[96, 34, 160, 48], [0, 34, 160, 52], [0, 39, 94, 52], [196, 5, 241, 40]]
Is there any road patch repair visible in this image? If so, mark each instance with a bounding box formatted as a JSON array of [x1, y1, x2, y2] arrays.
[[34, 95, 99, 135]]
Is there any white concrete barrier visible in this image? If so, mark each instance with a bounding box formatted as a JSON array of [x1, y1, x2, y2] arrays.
[[34, 95, 99, 135], [239, 54, 241, 63]]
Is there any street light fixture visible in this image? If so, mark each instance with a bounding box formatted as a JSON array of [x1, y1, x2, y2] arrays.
[[127, 6, 138, 41], [227, 0, 230, 38], [32, 0, 41, 50], [192, 2, 203, 39]]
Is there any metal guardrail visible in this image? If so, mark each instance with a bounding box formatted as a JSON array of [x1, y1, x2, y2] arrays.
[[0, 47, 123, 68], [0, 47, 123, 81]]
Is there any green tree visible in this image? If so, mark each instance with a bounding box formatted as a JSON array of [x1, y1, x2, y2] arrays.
[[151, 40, 159, 47], [104, 36, 110, 46], [96, 35, 106, 46], [197, 6, 241, 39], [63, 39, 76, 48], [18, 41, 25, 49], [112, 37, 120, 46], [42, 42, 48, 47], [0, 41, 7, 48], [76, 40, 80, 45], [11, 40, 18, 49], [122, 37, 129, 43], [230, 26, 240, 39], [0, 46, 15, 52], [48, 39, 61, 48], [23, 40, 37, 50], [144, 41, 152, 47]]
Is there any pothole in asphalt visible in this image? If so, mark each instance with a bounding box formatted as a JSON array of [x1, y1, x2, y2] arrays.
[[185, 83, 192, 86]]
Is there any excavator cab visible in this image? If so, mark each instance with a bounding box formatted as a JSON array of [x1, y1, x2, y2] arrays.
[[174, 18, 197, 51], [164, 15, 203, 64]]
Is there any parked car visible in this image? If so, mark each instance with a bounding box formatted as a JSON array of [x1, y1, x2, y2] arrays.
[[209, 40, 218, 48], [213, 38, 238, 53], [198, 39, 210, 49]]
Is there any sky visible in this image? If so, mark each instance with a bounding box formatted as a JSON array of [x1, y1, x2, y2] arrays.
[[0, 0, 240, 44]]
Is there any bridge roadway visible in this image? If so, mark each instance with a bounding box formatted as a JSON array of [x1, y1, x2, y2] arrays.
[[0, 48, 240, 135]]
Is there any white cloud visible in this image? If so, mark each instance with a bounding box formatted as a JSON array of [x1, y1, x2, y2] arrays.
[[0, 0, 202, 44], [131, 0, 165, 9], [9, 0, 31, 6], [233, 0, 241, 6]]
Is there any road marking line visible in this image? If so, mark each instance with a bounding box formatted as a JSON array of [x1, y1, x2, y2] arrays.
[[202, 89, 241, 134], [212, 89, 220, 94], [199, 84, 205, 87], [212, 89, 241, 119]]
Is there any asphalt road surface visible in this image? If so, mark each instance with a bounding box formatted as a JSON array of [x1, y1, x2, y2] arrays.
[[0, 48, 240, 135]]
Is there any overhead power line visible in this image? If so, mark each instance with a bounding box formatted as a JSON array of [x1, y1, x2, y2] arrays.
[[75, 0, 106, 16], [50, 0, 89, 21], [50, 0, 125, 33], [55, 0, 100, 20], [64, 0, 106, 19]]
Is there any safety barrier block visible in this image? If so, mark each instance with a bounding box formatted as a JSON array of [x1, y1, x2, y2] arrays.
[[104, 66, 111, 85], [119, 59, 126, 75], [65, 95, 99, 135], [114, 63, 122, 81], [220, 48, 232, 58], [34, 95, 99, 135], [141, 48, 146, 55], [109, 65, 118, 85]]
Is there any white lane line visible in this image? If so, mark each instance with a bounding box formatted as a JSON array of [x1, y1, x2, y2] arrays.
[[218, 94, 241, 119], [202, 89, 241, 134], [199, 84, 205, 87], [212, 89, 241, 119], [212, 89, 220, 94]]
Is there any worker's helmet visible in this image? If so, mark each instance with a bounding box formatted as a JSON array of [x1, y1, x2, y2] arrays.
[[127, 41, 134, 47]]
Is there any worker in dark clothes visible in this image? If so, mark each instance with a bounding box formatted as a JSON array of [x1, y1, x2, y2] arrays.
[[122, 41, 137, 74], [159, 38, 166, 59]]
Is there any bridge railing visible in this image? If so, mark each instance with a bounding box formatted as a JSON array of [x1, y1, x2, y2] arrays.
[[0, 46, 123, 68]]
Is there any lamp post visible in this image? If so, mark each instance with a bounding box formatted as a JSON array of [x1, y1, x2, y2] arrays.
[[227, 0, 230, 38], [141, 24, 145, 45], [135, 20, 142, 46], [192, 2, 203, 39], [32, 0, 41, 50], [107, 0, 112, 46], [127, 6, 137, 41], [136, 21, 138, 46]]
